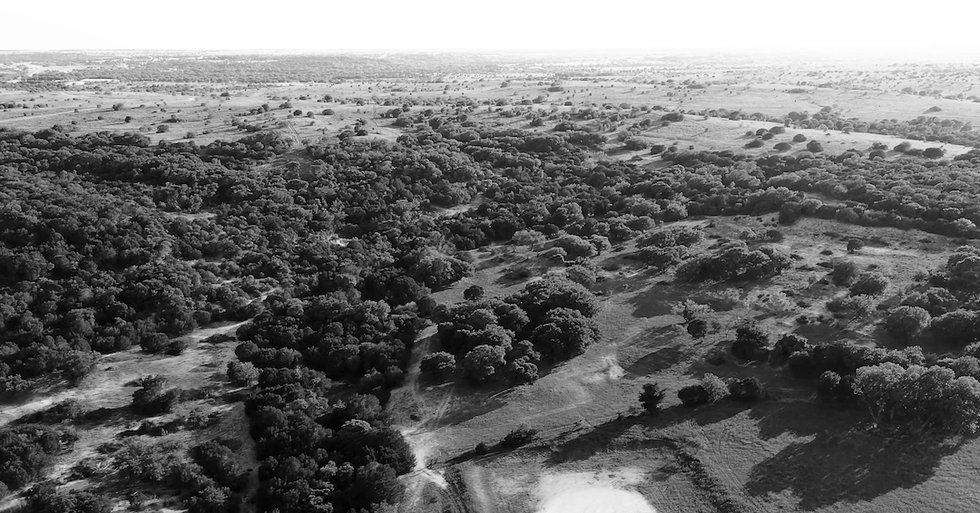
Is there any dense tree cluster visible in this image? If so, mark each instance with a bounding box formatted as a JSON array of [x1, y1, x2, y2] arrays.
[[436, 276, 600, 385]]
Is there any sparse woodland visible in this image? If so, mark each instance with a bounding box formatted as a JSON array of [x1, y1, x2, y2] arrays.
[[4, 54, 980, 512]]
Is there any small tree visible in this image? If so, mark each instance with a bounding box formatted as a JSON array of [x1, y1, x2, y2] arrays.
[[727, 377, 763, 401], [846, 238, 864, 254], [731, 323, 770, 361], [463, 285, 485, 301], [132, 376, 181, 415], [226, 361, 259, 386], [462, 345, 505, 383], [420, 352, 456, 382], [884, 306, 930, 342], [849, 272, 889, 296], [639, 383, 666, 413], [830, 260, 858, 286]]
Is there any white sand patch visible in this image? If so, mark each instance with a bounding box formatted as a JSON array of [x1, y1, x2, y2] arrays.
[[582, 355, 626, 383], [535, 468, 656, 513]]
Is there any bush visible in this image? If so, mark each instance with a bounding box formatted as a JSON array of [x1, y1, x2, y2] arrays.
[[884, 306, 931, 341], [923, 147, 945, 159], [769, 334, 808, 366], [420, 352, 456, 382], [462, 345, 505, 383], [132, 376, 181, 415], [848, 272, 889, 296], [727, 377, 763, 401], [701, 373, 729, 402], [792, 133, 807, 142], [806, 140, 823, 153], [787, 350, 818, 379], [827, 295, 876, 319], [463, 285, 484, 301], [817, 371, 842, 401], [830, 260, 858, 286], [931, 309, 980, 346], [639, 383, 666, 413], [226, 361, 259, 386], [731, 323, 770, 361], [846, 238, 864, 253], [678, 384, 710, 407]]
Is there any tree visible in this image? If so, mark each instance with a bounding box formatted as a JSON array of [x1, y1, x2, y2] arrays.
[[132, 376, 181, 415], [639, 383, 666, 413], [768, 334, 808, 366], [463, 285, 485, 301], [930, 309, 980, 346], [462, 345, 505, 383], [830, 260, 858, 286], [727, 377, 763, 401], [530, 308, 600, 360], [509, 276, 600, 321], [678, 384, 709, 407], [226, 361, 259, 386], [884, 306, 931, 342], [420, 352, 456, 381], [731, 322, 770, 361], [923, 147, 945, 159]]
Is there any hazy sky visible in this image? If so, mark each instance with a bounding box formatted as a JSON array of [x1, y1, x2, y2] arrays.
[[3, 0, 979, 57]]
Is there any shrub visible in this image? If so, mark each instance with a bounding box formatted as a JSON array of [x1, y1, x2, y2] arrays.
[[226, 361, 259, 386], [884, 306, 931, 341], [792, 133, 807, 142], [931, 309, 980, 346], [923, 147, 945, 159], [745, 139, 764, 149], [817, 371, 842, 401], [701, 374, 730, 402], [678, 384, 710, 407], [420, 352, 456, 382], [639, 383, 666, 413], [826, 295, 876, 319], [787, 350, 818, 379], [132, 376, 181, 415], [769, 334, 808, 366], [731, 323, 770, 361], [830, 260, 858, 286], [806, 140, 823, 153], [463, 285, 484, 301], [727, 377, 763, 401], [462, 345, 505, 383], [848, 272, 889, 296], [846, 238, 864, 253]]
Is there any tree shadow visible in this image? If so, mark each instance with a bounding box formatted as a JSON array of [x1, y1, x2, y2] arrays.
[[625, 343, 695, 376], [746, 430, 963, 510], [627, 284, 686, 318], [546, 412, 672, 464], [748, 399, 861, 440]]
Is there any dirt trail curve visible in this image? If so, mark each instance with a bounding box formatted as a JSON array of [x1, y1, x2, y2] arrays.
[[393, 324, 470, 513]]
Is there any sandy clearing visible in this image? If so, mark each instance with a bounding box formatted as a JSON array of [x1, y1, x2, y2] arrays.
[[535, 468, 656, 513]]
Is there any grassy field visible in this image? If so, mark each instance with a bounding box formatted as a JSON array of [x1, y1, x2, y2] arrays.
[[389, 215, 980, 513]]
